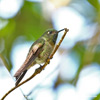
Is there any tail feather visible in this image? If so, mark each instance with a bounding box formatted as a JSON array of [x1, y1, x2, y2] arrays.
[[15, 70, 27, 86]]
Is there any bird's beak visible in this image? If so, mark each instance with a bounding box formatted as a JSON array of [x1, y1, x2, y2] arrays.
[[57, 28, 65, 33]]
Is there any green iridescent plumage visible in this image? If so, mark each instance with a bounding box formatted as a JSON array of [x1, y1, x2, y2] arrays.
[[14, 29, 64, 86]]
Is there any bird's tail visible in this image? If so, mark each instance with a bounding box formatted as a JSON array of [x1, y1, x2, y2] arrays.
[[15, 70, 27, 86]]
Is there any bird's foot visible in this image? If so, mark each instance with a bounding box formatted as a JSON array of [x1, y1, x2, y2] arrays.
[[35, 67, 42, 74]]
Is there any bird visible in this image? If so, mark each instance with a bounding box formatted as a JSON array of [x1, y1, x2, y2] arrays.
[[14, 28, 65, 86]]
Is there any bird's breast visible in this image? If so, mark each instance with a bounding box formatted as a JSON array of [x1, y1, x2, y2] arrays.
[[35, 41, 54, 64]]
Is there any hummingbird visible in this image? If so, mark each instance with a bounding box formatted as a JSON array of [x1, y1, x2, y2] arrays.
[[14, 28, 65, 86]]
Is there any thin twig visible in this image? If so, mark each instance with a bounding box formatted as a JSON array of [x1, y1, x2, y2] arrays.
[[1, 28, 69, 100]]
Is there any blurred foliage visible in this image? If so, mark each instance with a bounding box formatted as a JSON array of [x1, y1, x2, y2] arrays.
[[0, 1, 52, 71], [92, 93, 100, 100], [88, 0, 100, 11], [52, 0, 100, 90], [0, 0, 100, 99]]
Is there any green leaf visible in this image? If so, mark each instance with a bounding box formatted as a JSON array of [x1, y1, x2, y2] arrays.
[[0, 38, 5, 53], [88, 0, 100, 11], [0, 19, 15, 37], [92, 93, 100, 100]]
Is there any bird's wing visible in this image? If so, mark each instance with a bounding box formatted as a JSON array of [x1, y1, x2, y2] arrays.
[[14, 40, 44, 78]]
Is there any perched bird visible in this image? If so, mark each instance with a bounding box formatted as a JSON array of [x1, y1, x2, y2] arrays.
[[14, 28, 65, 86]]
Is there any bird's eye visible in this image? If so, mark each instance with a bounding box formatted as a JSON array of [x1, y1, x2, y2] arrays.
[[48, 31, 52, 34]]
